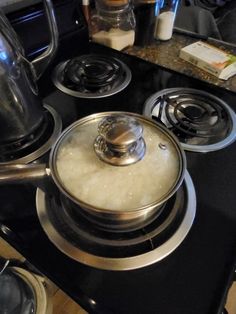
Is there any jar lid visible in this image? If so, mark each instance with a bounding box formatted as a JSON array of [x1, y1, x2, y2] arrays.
[[135, 0, 157, 4], [103, 0, 129, 6], [52, 112, 185, 211]]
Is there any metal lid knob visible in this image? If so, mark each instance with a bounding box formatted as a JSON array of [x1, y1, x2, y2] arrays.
[[94, 115, 146, 166]]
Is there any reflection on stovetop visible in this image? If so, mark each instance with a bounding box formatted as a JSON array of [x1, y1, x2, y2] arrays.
[[1, 41, 236, 314]]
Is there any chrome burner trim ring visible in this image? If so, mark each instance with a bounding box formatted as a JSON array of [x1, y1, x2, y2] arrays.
[[36, 171, 196, 271], [0, 105, 62, 165], [52, 58, 132, 99], [143, 88, 236, 152]]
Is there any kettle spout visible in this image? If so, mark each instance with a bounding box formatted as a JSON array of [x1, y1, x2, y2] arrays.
[[32, 0, 59, 79]]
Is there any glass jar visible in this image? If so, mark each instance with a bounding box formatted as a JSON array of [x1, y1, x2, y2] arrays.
[[91, 0, 136, 50], [154, 0, 179, 41]]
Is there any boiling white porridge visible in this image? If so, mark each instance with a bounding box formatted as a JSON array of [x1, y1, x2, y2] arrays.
[[56, 120, 181, 211]]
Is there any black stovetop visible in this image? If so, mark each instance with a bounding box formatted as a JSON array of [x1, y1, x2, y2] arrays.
[[1, 1, 236, 313]]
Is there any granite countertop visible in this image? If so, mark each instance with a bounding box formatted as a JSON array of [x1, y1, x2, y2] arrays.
[[124, 32, 236, 93]]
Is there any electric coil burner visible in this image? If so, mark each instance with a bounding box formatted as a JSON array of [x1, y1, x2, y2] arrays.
[[52, 54, 131, 98], [36, 172, 196, 271], [143, 88, 236, 152], [0, 105, 62, 164]]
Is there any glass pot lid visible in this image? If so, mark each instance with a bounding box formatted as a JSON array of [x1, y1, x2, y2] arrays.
[[50, 112, 186, 212]]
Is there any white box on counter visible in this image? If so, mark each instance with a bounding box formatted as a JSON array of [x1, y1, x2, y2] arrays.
[[179, 41, 236, 80]]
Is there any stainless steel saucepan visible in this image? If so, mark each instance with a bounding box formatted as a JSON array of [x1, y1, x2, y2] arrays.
[[0, 112, 186, 231]]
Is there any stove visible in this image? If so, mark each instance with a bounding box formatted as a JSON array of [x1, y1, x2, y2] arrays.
[[1, 1, 236, 314]]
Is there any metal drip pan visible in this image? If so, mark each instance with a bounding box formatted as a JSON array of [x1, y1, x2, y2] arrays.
[[36, 171, 196, 271], [52, 55, 132, 99], [0, 105, 62, 165], [143, 88, 236, 152]]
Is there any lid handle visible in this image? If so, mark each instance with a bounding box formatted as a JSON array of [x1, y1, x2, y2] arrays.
[[94, 115, 146, 166]]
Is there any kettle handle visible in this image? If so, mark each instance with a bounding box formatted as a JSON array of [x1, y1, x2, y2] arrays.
[[32, 0, 59, 79]]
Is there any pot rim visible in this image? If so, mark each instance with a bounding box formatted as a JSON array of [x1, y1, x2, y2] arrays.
[[49, 111, 187, 214]]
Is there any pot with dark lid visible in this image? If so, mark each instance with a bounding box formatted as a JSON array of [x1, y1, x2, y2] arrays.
[[0, 112, 186, 231]]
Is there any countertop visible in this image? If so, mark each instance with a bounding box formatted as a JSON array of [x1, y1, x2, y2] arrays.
[[124, 32, 236, 94]]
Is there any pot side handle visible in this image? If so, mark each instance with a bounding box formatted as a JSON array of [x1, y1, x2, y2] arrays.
[[0, 164, 50, 184]]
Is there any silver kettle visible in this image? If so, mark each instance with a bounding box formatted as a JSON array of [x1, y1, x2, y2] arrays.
[[0, 0, 58, 145]]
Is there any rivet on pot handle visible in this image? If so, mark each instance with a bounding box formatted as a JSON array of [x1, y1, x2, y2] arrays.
[[94, 115, 146, 166]]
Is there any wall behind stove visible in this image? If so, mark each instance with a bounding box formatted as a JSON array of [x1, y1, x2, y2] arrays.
[[0, 0, 41, 13]]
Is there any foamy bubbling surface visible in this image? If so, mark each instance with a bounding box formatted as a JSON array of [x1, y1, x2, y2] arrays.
[[56, 119, 181, 211]]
